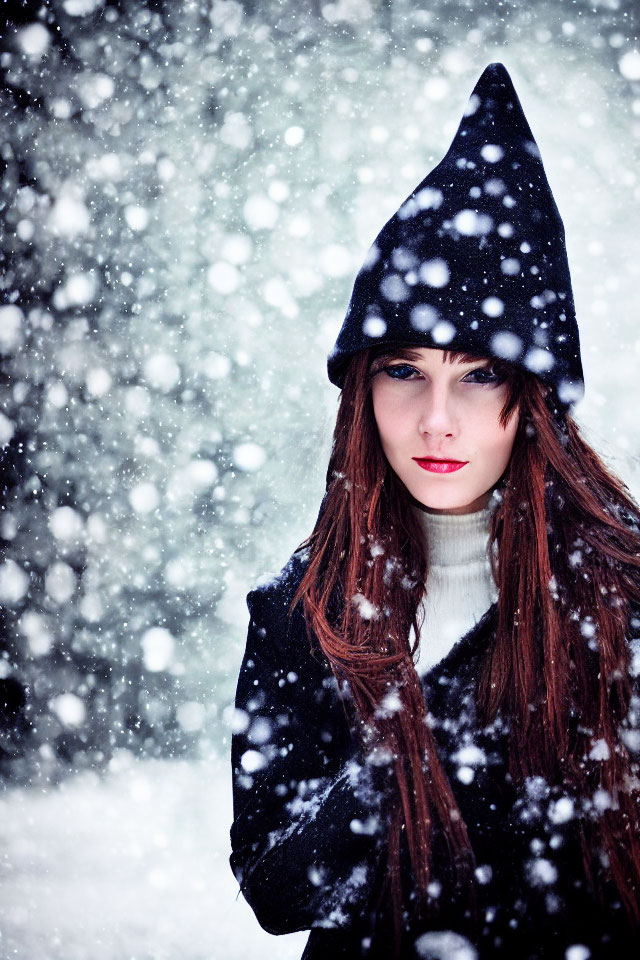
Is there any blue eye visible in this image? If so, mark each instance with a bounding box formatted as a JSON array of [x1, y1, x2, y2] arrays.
[[378, 362, 505, 384], [463, 366, 502, 385], [383, 364, 419, 380]]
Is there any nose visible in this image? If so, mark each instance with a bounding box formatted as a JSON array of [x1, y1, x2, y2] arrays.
[[417, 382, 457, 439]]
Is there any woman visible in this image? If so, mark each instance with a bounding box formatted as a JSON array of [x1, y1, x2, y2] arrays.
[[229, 63, 640, 959]]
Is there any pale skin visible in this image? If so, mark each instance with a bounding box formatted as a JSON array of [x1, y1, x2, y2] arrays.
[[370, 347, 520, 516]]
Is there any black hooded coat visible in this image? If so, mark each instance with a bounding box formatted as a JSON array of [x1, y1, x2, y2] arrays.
[[229, 550, 640, 959]]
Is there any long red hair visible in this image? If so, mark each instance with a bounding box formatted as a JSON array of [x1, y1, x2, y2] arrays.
[[291, 347, 640, 955]]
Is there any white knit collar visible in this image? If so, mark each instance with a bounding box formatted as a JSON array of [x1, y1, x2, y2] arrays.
[[412, 502, 492, 567]]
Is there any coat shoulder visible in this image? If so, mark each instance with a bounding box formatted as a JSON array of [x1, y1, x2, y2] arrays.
[[244, 547, 321, 671], [247, 547, 311, 623]]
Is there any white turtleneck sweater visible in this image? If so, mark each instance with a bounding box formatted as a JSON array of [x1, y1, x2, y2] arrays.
[[409, 504, 498, 677]]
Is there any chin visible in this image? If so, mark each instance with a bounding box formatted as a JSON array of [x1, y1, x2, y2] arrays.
[[408, 483, 485, 513], [412, 492, 471, 511]]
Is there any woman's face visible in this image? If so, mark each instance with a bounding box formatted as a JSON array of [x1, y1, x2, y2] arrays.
[[370, 347, 519, 515]]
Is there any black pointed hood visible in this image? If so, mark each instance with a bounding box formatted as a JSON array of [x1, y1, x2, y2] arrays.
[[327, 62, 584, 414]]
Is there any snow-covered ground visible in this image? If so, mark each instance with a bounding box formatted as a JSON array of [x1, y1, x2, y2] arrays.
[[0, 753, 308, 960]]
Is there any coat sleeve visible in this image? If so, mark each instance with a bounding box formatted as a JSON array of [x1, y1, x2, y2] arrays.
[[228, 573, 391, 937]]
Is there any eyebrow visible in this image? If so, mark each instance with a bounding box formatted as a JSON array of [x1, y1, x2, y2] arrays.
[[374, 348, 491, 366], [442, 350, 490, 366]]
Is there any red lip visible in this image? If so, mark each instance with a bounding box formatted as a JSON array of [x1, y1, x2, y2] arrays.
[[413, 457, 469, 474]]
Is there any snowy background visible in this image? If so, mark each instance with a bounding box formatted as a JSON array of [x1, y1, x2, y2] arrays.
[[0, 0, 639, 957]]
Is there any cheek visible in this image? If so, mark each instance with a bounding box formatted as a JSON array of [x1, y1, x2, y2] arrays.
[[474, 409, 518, 467], [371, 387, 405, 443]]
